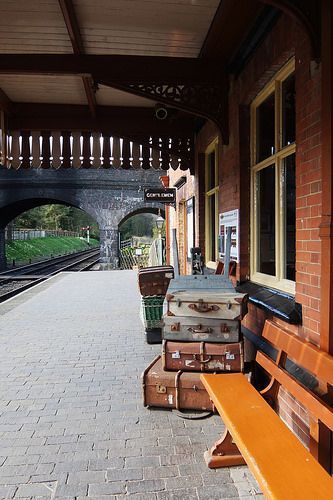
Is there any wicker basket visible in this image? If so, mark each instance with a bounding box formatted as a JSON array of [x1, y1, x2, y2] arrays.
[[141, 295, 164, 330]]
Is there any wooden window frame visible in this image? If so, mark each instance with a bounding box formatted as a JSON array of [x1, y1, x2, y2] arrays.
[[250, 59, 296, 294], [205, 138, 219, 263]]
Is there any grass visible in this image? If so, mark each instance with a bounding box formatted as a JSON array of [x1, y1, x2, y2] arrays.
[[6, 236, 99, 264]]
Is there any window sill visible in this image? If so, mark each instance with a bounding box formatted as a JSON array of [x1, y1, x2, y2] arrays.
[[236, 281, 302, 325]]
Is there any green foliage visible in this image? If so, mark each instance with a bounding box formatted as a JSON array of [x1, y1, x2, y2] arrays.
[[119, 214, 156, 240], [14, 204, 99, 239], [6, 236, 99, 263]]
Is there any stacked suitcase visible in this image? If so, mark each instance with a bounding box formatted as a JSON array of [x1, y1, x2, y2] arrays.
[[142, 285, 248, 411], [142, 227, 248, 411], [138, 266, 174, 344]]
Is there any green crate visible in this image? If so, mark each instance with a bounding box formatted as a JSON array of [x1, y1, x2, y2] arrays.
[[141, 295, 164, 329]]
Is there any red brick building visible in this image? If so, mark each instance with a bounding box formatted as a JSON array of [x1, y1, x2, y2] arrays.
[[167, 0, 332, 462]]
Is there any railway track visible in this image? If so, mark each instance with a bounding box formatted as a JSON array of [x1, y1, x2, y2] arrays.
[[0, 248, 100, 303]]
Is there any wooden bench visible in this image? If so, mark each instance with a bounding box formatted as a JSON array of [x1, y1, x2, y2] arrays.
[[201, 319, 333, 499]]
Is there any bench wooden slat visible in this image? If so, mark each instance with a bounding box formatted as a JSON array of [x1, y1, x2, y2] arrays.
[[263, 320, 333, 385], [257, 351, 333, 430], [201, 373, 333, 500]]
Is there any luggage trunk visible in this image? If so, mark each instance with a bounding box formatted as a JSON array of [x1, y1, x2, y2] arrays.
[[166, 291, 248, 320], [142, 355, 214, 411], [163, 315, 240, 343], [168, 274, 235, 292], [138, 266, 174, 296], [162, 340, 244, 372]]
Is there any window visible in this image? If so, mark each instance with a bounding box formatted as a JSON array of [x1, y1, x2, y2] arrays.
[[251, 59, 296, 294], [205, 140, 219, 262]]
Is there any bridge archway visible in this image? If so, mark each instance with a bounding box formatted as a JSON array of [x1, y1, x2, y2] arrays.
[[0, 168, 165, 270], [0, 198, 100, 270], [118, 206, 165, 227], [0, 197, 98, 229], [117, 207, 165, 268]]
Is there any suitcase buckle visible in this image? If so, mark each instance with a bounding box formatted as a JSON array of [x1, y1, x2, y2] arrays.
[[188, 299, 219, 313], [156, 384, 167, 394], [221, 323, 230, 333]]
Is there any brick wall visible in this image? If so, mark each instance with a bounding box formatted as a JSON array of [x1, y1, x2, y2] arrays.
[[168, 168, 196, 274], [193, 13, 323, 447], [218, 13, 322, 343], [294, 42, 322, 345]]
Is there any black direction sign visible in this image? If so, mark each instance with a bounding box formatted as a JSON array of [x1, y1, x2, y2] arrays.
[[144, 188, 176, 203]]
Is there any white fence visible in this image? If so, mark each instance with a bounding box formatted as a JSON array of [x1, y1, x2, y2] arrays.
[[6, 229, 79, 241]]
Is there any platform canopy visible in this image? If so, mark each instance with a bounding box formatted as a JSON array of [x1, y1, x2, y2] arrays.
[[0, 0, 319, 171]]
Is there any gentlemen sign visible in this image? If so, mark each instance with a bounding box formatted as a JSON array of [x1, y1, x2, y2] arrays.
[[144, 188, 176, 203]]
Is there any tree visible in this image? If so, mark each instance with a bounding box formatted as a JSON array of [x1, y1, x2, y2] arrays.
[[13, 204, 99, 238]]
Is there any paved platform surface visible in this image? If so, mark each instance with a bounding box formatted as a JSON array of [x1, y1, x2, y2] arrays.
[[0, 271, 263, 499]]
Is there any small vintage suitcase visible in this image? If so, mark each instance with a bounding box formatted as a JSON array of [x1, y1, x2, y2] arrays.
[[166, 290, 248, 320], [162, 340, 244, 373], [138, 266, 174, 296], [163, 315, 240, 343], [142, 355, 214, 411]]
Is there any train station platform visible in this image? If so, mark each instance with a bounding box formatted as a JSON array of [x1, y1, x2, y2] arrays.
[[0, 271, 262, 499]]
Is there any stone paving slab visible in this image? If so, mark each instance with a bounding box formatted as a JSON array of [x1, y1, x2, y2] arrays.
[[0, 270, 263, 499]]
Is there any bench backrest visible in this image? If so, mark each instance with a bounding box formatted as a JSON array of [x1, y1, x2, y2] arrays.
[[257, 320, 333, 431]]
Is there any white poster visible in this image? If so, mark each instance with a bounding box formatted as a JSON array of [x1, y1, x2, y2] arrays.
[[186, 197, 194, 259], [219, 209, 239, 261]]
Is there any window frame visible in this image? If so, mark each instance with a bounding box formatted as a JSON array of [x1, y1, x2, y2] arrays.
[[205, 139, 219, 262], [250, 58, 296, 295]]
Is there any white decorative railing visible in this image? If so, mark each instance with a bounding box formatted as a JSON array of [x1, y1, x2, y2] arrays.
[[0, 130, 192, 170]]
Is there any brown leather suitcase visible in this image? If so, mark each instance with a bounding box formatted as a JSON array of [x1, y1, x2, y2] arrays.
[[138, 266, 174, 296], [163, 315, 240, 343], [166, 290, 248, 320], [142, 355, 214, 411], [162, 340, 244, 373]]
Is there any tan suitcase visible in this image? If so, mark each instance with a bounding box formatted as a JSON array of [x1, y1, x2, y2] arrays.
[[163, 315, 240, 343], [142, 355, 214, 411], [166, 290, 248, 320], [162, 340, 244, 372]]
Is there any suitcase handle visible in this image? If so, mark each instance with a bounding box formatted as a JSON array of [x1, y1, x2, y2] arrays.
[[188, 299, 219, 313], [194, 354, 212, 364], [188, 326, 212, 334]]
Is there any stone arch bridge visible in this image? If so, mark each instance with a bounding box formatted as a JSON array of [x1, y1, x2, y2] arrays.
[[0, 168, 164, 270]]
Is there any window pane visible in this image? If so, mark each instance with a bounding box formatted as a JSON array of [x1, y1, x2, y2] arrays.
[[283, 154, 296, 280], [256, 93, 275, 162], [282, 74, 295, 147], [210, 195, 216, 261], [257, 165, 275, 276], [207, 150, 216, 190]]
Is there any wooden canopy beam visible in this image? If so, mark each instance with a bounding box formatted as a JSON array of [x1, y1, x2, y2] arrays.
[[0, 54, 224, 84], [200, 0, 265, 59], [58, 0, 97, 118], [261, 0, 320, 60], [8, 103, 197, 136], [0, 54, 228, 140], [0, 87, 13, 115]]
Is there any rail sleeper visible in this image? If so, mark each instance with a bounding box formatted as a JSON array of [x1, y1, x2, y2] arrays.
[[201, 319, 333, 500]]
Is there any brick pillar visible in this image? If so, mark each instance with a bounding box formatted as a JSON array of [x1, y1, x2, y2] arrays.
[[99, 227, 119, 270], [0, 229, 7, 270]]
